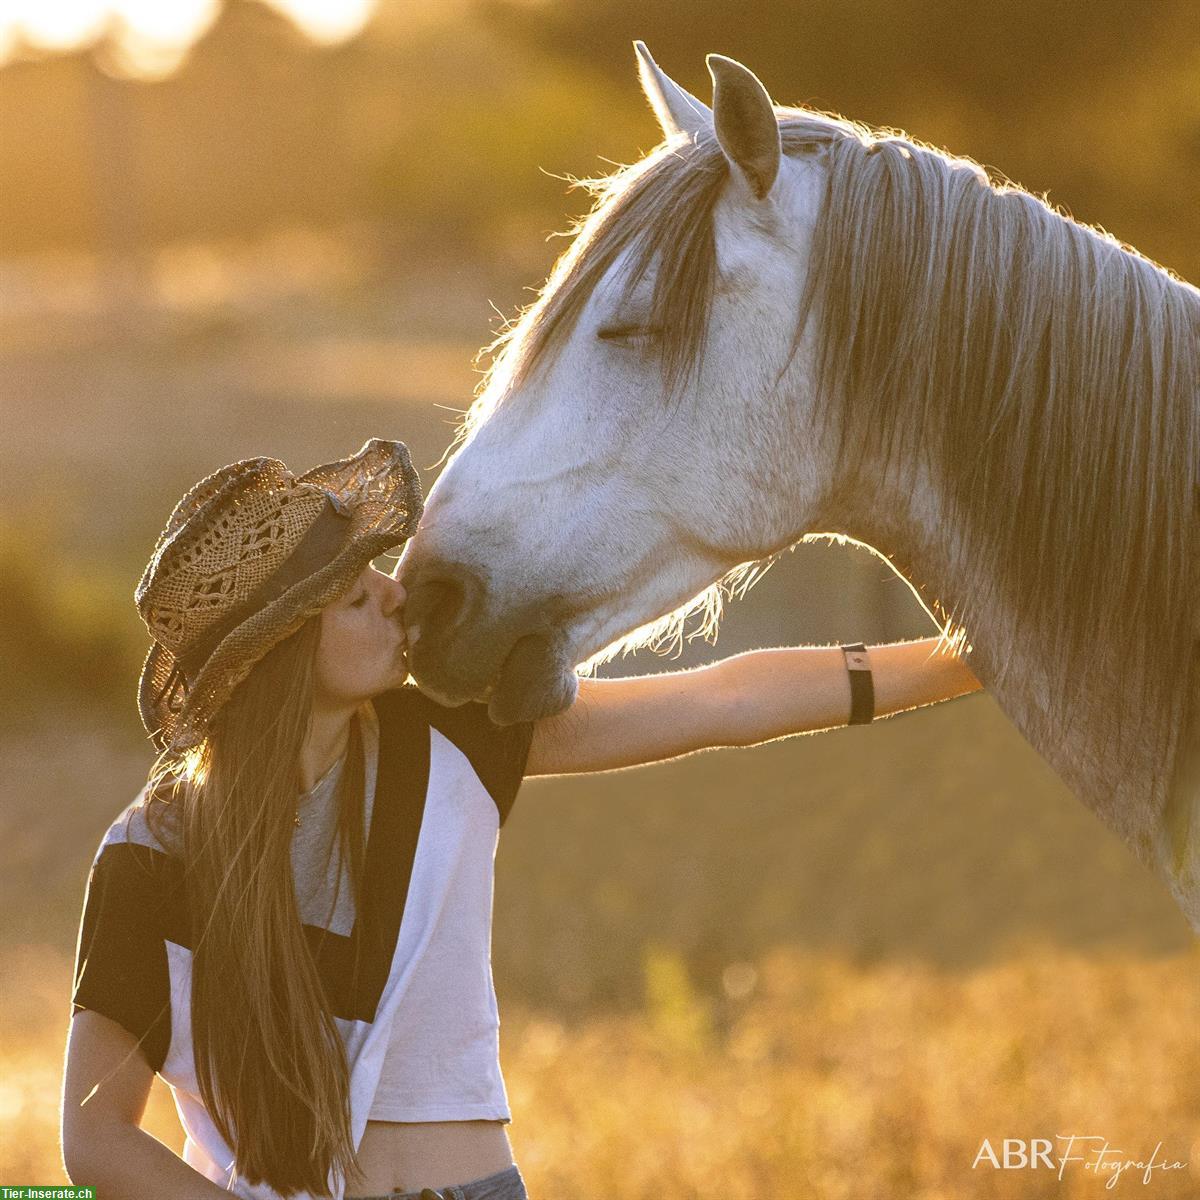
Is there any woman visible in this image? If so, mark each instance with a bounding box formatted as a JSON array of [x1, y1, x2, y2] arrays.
[[61, 438, 981, 1200]]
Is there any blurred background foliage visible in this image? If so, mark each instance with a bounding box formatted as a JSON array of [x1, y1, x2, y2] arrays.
[[2, 0, 1198, 271], [3, 1, 1199, 1192]]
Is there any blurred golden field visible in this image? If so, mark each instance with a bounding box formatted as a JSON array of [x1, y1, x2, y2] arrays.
[[2, 1, 1199, 1196], [8, 927, 1200, 1197]]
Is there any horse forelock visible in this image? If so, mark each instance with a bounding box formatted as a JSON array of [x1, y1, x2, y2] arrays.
[[462, 106, 1200, 782]]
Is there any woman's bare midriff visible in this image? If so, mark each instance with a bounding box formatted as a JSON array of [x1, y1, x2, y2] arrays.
[[343, 1118, 515, 1196]]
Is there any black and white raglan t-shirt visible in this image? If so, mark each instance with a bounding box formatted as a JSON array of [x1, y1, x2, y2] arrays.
[[71, 684, 535, 1200]]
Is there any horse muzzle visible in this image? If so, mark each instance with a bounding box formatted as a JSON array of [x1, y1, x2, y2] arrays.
[[399, 557, 579, 725]]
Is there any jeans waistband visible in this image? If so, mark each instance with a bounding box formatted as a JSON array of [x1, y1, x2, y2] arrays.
[[344, 1161, 527, 1200]]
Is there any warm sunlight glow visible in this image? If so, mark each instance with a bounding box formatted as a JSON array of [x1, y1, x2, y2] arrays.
[[3, 0, 108, 51], [266, 0, 375, 43], [114, 0, 217, 44], [103, 0, 219, 77], [0, 0, 379, 75], [183, 746, 207, 784]]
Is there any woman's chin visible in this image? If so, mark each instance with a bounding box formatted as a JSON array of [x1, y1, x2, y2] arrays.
[[367, 656, 409, 698]]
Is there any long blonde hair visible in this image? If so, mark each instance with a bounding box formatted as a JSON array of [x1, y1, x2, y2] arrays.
[[147, 616, 368, 1197]]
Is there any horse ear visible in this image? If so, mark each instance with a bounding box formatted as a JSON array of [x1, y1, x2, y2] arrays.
[[634, 40, 712, 140], [707, 54, 781, 202]]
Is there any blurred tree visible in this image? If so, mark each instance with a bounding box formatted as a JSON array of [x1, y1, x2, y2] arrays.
[[0, 524, 134, 726], [479, 0, 1200, 278], [360, 24, 646, 262], [1, 0, 1195, 278], [479, 0, 1190, 122]]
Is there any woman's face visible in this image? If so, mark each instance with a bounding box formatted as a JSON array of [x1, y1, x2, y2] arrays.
[[313, 565, 409, 708]]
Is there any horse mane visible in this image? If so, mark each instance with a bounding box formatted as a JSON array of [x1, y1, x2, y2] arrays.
[[466, 109, 1200, 776]]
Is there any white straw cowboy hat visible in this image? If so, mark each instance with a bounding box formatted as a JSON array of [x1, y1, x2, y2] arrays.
[[135, 438, 423, 753]]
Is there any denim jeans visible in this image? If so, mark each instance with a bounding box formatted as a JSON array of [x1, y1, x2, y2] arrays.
[[344, 1162, 528, 1200]]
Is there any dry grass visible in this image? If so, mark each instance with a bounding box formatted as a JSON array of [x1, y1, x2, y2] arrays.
[[506, 941, 1200, 1198], [9, 940, 1200, 1197]]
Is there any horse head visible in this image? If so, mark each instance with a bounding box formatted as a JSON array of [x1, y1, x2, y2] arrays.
[[398, 45, 836, 724]]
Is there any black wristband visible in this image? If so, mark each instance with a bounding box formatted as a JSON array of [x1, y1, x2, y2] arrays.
[[840, 642, 875, 725]]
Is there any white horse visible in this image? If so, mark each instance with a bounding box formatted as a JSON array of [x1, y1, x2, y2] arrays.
[[397, 44, 1200, 933]]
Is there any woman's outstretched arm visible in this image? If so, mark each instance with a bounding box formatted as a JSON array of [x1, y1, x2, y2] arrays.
[[525, 636, 981, 776]]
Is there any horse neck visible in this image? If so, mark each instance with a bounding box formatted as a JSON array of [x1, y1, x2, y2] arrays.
[[819, 465, 1166, 871]]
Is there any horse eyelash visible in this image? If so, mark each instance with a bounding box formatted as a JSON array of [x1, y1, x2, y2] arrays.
[[597, 324, 661, 344]]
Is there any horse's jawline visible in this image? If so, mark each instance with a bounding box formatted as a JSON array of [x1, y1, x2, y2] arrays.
[[487, 631, 578, 726]]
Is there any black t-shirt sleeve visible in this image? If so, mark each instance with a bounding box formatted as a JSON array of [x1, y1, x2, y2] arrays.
[[71, 840, 173, 1073], [385, 686, 535, 827]]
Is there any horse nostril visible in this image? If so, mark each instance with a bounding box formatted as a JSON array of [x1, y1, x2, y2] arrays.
[[402, 564, 483, 643], [406, 577, 465, 636]]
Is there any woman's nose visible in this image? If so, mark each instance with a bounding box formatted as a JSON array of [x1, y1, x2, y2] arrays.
[[381, 575, 407, 617]]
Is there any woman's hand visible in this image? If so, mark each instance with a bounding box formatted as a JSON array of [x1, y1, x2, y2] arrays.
[[524, 636, 982, 776]]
